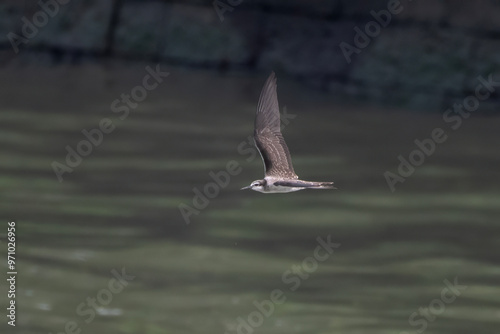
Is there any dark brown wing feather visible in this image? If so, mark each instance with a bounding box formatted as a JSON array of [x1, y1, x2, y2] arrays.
[[254, 72, 298, 179]]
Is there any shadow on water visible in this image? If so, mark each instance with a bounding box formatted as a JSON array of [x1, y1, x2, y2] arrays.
[[1, 65, 499, 334]]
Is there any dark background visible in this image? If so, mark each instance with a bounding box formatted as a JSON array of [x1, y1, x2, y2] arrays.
[[2, 0, 500, 111], [1, 1, 499, 334]]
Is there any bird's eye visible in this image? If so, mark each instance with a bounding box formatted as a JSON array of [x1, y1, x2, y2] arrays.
[[252, 183, 259, 187]]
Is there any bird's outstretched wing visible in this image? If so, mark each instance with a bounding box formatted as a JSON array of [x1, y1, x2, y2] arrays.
[[254, 72, 298, 179]]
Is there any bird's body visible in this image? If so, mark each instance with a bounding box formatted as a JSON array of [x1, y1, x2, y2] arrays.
[[248, 176, 334, 193], [241, 72, 335, 193], [248, 177, 303, 193]]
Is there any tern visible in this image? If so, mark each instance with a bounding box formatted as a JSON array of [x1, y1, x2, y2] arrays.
[[241, 72, 336, 193]]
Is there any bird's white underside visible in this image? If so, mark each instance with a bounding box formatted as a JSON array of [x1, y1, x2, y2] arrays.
[[252, 185, 304, 193], [250, 176, 303, 193]]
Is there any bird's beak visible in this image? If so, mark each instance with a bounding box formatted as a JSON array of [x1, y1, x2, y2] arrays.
[[241, 185, 251, 190]]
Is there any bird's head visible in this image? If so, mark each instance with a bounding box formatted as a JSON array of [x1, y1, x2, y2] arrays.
[[241, 179, 266, 192]]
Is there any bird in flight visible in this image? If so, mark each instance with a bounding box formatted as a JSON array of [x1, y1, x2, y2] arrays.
[[241, 72, 335, 193]]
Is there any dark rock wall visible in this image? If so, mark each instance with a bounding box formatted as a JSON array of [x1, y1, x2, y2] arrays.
[[2, 0, 500, 111]]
